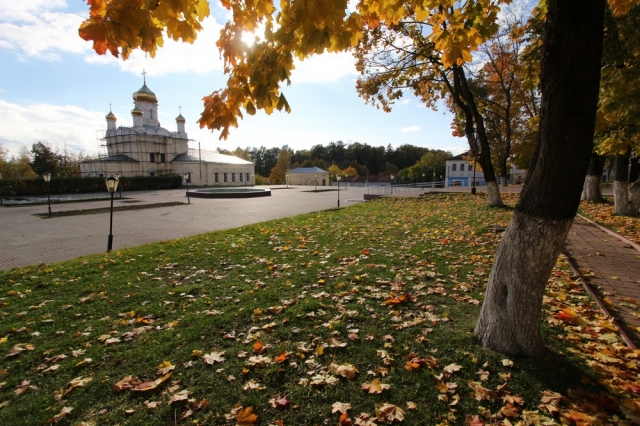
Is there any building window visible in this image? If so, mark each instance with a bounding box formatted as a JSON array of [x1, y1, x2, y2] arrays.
[[452, 164, 457, 171], [160, 153, 165, 163], [460, 164, 465, 171], [214, 172, 219, 183], [149, 170, 156, 177], [246, 173, 250, 182], [224, 173, 228, 183], [231, 173, 235, 182], [150, 153, 155, 162], [239, 173, 243, 182], [469, 165, 473, 172]]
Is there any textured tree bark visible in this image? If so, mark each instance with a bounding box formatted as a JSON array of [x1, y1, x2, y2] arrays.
[[613, 152, 635, 215], [475, 0, 605, 357], [581, 153, 604, 201]]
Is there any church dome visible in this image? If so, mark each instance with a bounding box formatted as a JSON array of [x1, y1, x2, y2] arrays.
[[106, 110, 116, 120], [132, 83, 157, 102], [131, 106, 143, 116], [176, 113, 185, 122]]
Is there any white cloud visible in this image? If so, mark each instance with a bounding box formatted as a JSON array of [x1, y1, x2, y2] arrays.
[[0, 99, 104, 157], [291, 52, 358, 83], [0, 11, 86, 60], [0, 0, 68, 22], [85, 17, 225, 76], [400, 126, 420, 132]]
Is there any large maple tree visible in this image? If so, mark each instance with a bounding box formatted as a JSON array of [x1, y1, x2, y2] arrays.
[[80, 0, 632, 356]]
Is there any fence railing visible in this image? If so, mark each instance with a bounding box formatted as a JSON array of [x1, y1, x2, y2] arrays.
[[366, 181, 446, 194]]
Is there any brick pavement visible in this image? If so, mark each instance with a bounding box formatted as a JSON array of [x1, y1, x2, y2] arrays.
[[564, 216, 640, 348]]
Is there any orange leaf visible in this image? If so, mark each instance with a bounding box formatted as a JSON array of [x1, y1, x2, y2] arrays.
[[236, 406, 258, 425]]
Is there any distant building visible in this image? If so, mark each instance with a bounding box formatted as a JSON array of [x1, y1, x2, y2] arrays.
[[288, 167, 329, 186], [339, 175, 393, 187], [80, 80, 254, 186], [445, 152, 526, 187]]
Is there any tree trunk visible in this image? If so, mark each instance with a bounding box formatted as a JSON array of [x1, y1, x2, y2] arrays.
[[581, 152, 604, 201], [475, 0, 605, 357], [613, 151, 635, 215], [500, 161, 509, 187], [630, 157, 640, 213]]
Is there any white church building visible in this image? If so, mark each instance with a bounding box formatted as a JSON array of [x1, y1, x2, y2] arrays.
[[80, 80, 254, 186]]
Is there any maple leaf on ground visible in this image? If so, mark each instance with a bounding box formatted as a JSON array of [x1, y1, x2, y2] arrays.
[[443, 363, 463, 374], [236, 406, 258, 425], [131, 373, 172, 392], [332, 402, 352, 414], [374, 403, 405, 422], [332, 363, 358, 379], [253, 341, 267, 354], [406, 401, 417, 411], [269, 395, 291, 408], [204, 351, 225, 364], [466, 415, 485, 425], [362, 379, 391, 394], [144, 400, 162, 409], [14, 380, 37, 395], [468, 381, 494, 401], [274, 352, 290, 363], [156, 361, 175, 375], [354, 413, 378, 426], [48, 406, 73, 424], [168, 389, 190, 405]]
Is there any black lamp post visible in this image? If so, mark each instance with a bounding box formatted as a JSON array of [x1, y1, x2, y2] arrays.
[[105, 175, 119, 252], [336, 175, 341, 207], [471, 158, 477, 195], [422, 172, 426, 191], [43, 173, 51, 217], [286, 173, 289, 189], [390, 174, 394, 194], [184, 172, 190, 204], [115, 173, 122, 199], [251, 174, 254, 188]]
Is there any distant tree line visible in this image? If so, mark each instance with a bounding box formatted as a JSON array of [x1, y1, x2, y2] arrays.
[[219, 141, 453, 185]]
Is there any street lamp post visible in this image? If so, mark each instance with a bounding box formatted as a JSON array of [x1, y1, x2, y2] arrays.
[[422, 173, 425, 191], [105, 175, 119, 252], [336, 175, 341, 207], [115, 173, 122, 199], [314, 173, 317, 192], [286, 173, 289, 189], [43, 173, 52, 217], [471, 158, 477, 195], [184, 172, 191, 204], [251, 174, 254, 188], [390, 174, 394, 194], [0, 172, 3, 206]]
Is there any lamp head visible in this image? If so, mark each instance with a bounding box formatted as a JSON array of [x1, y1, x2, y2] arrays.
[[105, 175, 119, 193], [43, 173, 51, 182], [337, 175, 341, 181], [184, 172, 189, 180]]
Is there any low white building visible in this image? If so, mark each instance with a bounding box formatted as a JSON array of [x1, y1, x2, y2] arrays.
[[80, 80, 254, 186], [445, 152, 526, 187], [288, 167, 329, 186]]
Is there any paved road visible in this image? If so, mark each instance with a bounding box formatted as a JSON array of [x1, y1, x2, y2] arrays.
[[0, 185, 424, 270]]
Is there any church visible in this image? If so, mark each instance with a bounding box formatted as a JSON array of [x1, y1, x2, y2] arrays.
[[80, 79, 254, 186]]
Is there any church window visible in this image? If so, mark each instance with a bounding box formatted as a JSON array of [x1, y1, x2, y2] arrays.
[[224, 173, 228, 182], [149, 170, 156, 176], [246, 173, 250, 182], [239, 173, 243, 182], [214, 172, 219, 183], [452, 164, 457, 171], [460, 164, 465, 171], [232, 173, 236, 182], [160, 153, 165, 163], [150, 153, 155, 162]]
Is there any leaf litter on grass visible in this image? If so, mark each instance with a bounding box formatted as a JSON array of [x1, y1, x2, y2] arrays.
[[0, 194, 638, 425]]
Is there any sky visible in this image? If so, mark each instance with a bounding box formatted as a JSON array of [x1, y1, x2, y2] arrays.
[[0, 0, 468, 160]]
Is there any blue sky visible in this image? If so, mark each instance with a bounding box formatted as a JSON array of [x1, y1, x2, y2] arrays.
[[0, 0, 467, 159]]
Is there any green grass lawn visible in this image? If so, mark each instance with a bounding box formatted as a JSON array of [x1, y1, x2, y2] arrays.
[[1, 194, 637, 425]]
